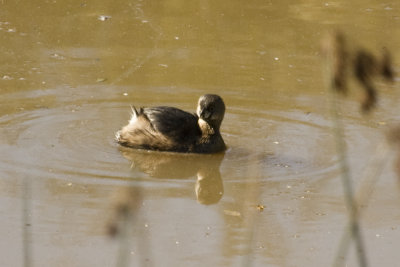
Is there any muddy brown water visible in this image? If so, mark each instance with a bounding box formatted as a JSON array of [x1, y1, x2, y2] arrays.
[[1, 1, 400, 266]]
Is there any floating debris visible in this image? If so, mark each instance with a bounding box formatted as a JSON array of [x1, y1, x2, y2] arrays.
[[224, 209, 241, 217], [2, 75, 13, 80], [50, 53, 65, 60], [98, 15, 112, 21], [96, 78, 107, 83], [256, 204, 265, 212]]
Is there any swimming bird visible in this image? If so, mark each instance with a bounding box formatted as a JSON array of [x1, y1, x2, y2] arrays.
[[116, 94, 226, 153]]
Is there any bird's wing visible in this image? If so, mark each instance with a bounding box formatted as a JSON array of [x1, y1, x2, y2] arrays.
[[143, 106, 201, 142]]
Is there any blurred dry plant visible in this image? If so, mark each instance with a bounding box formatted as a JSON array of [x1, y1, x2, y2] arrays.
[[107, 186, 143, 267], [387, 125, 400, 180], [22, 176, 32, 267], [322, 31, 395, 267], [322, 32, 394, 112], [107, 186, 142, 238]]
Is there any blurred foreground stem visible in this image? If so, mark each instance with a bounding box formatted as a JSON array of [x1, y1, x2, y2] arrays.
[[329, 95, 367, 267], [116, 211, 133, 267], [333, 141, 391, 267], [22, 176, 32, 267], [322, 34, 368, 266]]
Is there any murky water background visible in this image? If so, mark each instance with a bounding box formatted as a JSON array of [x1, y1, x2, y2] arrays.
[[1, 1, 400, 266]]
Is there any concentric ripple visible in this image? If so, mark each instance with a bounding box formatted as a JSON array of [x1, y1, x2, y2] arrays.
[[1, 86, 379, 186], [0, 89, 134, 184], [221, 106, 340, 183]]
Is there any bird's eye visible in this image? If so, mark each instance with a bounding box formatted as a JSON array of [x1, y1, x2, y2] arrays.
[[209, 106, 215, 112]]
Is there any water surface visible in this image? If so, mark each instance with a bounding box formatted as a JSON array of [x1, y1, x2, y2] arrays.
[[1, 1, 400, 266]]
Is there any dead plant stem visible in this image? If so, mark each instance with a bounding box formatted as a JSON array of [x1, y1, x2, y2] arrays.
[[329, 93, 368, 267], [22, 176, 32, 267]]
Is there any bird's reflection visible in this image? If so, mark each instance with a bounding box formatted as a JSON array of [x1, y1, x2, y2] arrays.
[[119, 147, 225, 205]]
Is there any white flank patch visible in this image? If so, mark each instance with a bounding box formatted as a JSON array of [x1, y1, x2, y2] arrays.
[[115, 131, 121, 140], [129, 106, 138, 124]]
